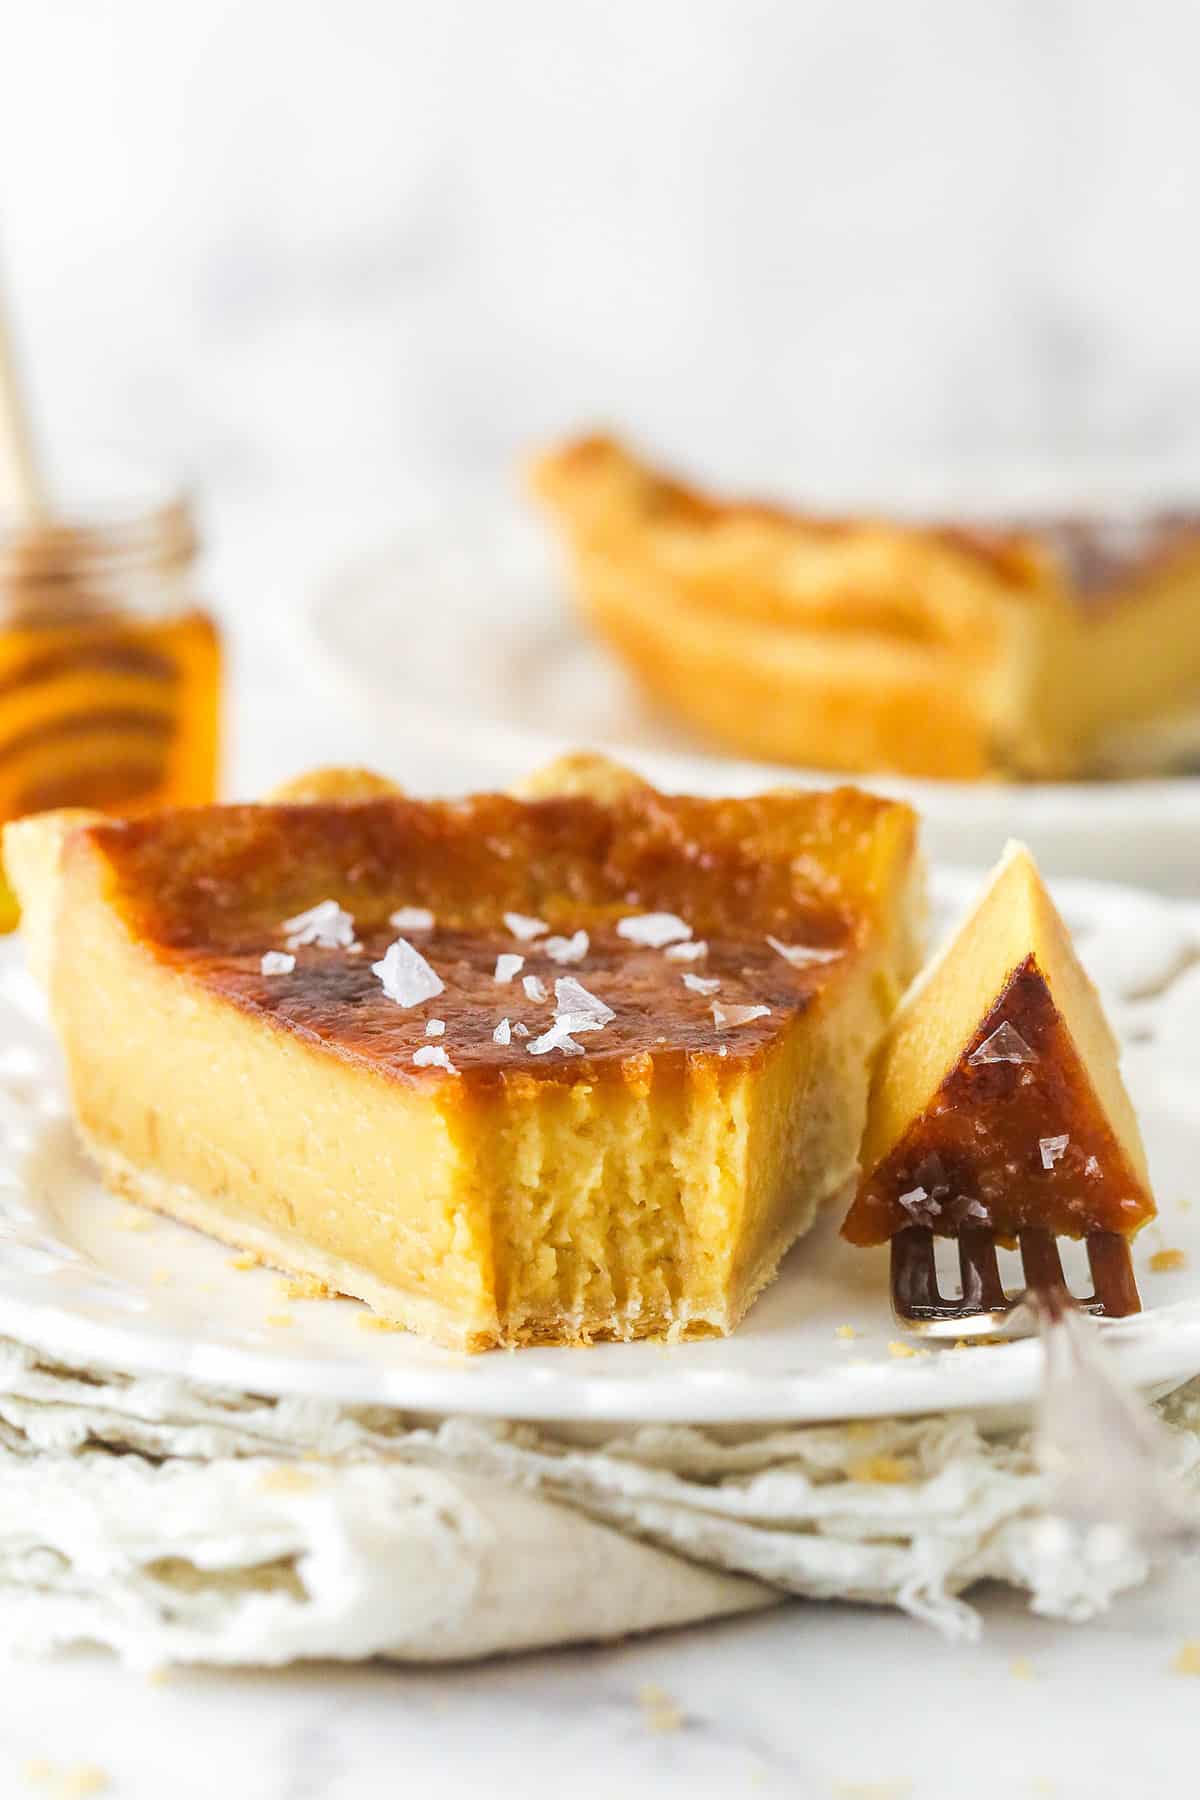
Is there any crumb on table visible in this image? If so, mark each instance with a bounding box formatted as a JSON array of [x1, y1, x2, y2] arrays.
[[637, 1682, 683, 1732], [257, 1465, 319, 1495], [22, 1764, 110, 1798]]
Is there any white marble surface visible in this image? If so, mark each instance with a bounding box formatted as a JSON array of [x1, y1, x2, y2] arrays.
[[4, 1565, 1200, 1799]]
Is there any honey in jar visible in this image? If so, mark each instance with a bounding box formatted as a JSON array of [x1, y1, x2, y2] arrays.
[[0, 486, 220, 927]]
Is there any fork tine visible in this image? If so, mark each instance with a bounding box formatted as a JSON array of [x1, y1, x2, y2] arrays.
[[892, 1226, 939, 1312], [1019, 1226, 1067, 1297], [1085, 1231, 1142, 1318], [958, 1225, 1007, 1310]]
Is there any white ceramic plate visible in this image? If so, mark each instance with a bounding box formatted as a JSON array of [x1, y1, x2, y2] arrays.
[[307, 507, 1200, 893], [1, 870, 1198, 1423]]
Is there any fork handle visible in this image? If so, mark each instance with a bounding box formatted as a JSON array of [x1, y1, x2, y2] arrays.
[[1031, 1291, 1192, 1546]]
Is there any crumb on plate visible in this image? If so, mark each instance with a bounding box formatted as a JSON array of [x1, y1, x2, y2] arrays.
[[276, 1273, 335, 1301], [637, 1683, 683, 1732], [845, 1453, 914, 1485]]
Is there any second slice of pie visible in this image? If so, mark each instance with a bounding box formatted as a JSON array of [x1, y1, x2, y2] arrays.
[[532, 434, 1200, 781]]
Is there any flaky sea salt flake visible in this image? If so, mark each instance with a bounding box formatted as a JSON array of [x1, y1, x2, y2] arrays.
[[494, 953, 524, 984], [968, 1021, 1037, 1067], [1040, 1133, 1069, 1170], [371, 938, 444, 1007], [711, 1002, 770, 1032], [664, 940, 707, 962], [492, 1018, 512, 1046], [617, 912, 692, 948], [389, 906, 434, 932], [951, 1196, 989, 1224], [260, 951, 295, 976], [504, 912, 548, 941], [512, 1021, 530, 1038], [425, 1019, 446, 1037], [897, 1185, 934, 1224], [682, 973, 721, 995], [553, 976, 614, 1028], [527, 1020, 587, 1057], [544, 930, 589, 965], [766, 936, 842, 969], [283, 899, 356, 951], [523, 974, 549, 1003], [412, 1044, 457, 1072]]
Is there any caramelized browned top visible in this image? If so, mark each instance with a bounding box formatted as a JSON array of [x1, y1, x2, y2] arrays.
[[78, 786, 902, 1089], [190, 924, 839, 1088], [842, 956, 1156, 1245]]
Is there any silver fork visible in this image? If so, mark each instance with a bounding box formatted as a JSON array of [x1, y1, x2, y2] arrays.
[[891, 1223, 1141, 1336], [892, 1226, 1196, 1549]]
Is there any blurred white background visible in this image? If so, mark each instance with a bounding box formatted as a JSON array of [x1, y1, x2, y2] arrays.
[[3, 0, 1200, 542]]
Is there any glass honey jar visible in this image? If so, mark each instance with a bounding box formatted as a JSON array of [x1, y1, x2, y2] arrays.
[[0, 482, 221, 927]]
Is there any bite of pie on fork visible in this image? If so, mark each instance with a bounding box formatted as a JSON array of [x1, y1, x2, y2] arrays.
[[842, 840, 1154, 1334]]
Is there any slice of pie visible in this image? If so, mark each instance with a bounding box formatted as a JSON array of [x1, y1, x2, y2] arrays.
[[5, 756, 923, 1351], [841, 841, 1155, 1248], [531, 434, 1200, 781]]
